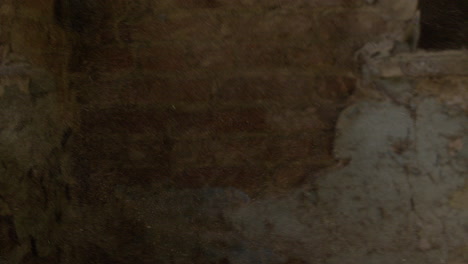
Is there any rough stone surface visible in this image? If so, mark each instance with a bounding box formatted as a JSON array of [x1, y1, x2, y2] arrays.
[[0, 66, 71, 263], [1, 0, 467, 263], [94, 73, 467, 263]]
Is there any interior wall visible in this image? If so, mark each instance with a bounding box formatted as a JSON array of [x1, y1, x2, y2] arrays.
[[70, 0, 402, 197], [419, 0, 468, 50], [1, 0, 467, 263], [0, 0, 74, 263], [64, 0, 424, 263]]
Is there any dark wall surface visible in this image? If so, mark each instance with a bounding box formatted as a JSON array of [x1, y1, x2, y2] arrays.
[[419, 0, 468, 49], [1, 0, 467, 263]]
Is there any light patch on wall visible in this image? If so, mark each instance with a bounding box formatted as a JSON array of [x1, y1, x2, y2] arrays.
[[0, 75, 30, 95], [450, 184, 468, 210]]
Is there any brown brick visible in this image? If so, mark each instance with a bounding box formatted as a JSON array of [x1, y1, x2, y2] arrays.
[[118, 167, 171, 186], [77, 74, 213, 106], [315, 103, 345, 130], [314, 11, 387, 64], [136, 44, 193, 71], [137, 39, 328, 71], [188, 40, 327, 69], [232, 41, 328, 68], [171, 136, 269, 169], [172, 0, 362, 9], [267, 107, 324, 134], [125, 75, 213, 105], [167, 110, 213, 138], [173, 0, 221, 8], [265, 137, 312, 162], [76, 77, 133, 106], [173, 166, 267, 190], [171, 136, 322, 169], [16, 0, 55, 21], [10, 19, 49, 63], [222, 12, 318, 42], [344, 10, 388, 38], [263, 133, 334, 163], [316, 76, 356, 101], [171, 140, 217, 169], [272, 166, 307, 188], [212, 137, 269, 166], [215, 75, 283, 102], [78, 134, 128, 161], [127, 138, 167, 166], [169, 108, 267, 139], [216, 108, 266, 132], [85, 161, 171, 188], [120, 11, 221, 42], [0, 45, 8, 64], [80, 107, 170, 134], [216, 74, 322, 104], [85, 46, 134, 73], [307, 131, 335, 157]]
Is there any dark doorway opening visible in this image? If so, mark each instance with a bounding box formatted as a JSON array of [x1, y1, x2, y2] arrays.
[[419, 0, 468, 50]]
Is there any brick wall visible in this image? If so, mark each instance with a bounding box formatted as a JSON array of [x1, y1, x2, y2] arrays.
[[0, 1, 74, 263], [1, 0, 436, 263], [72, 0, 394, 196], [0, 0, 73, 119]]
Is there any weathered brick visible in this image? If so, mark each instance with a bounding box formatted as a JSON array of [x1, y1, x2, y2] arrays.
[[138, 39, 328, 71], [173, 0, 221, 8], [167, 110, 212, 138], [66, 0, 384, 202], [10, 19, 49, 62], [120, 11, 221, 42], [169, 135, 330, 170], [125, 75, 213, 105], [0, 45, 8, 64], [84, 46, 134, 73], [117, 166, 170, 186], [80, 107, 170, 134], [171, 136, 269, 169], [272, 166, 307, 188], [265, 136, 312, 162], [73, 73, 130, 105], [264, 133, 334, 163], [171, 140, 217, 169], [314, 10, 388, 63], [173, 166, 267, 190], [226, 41, 328, 68], [162, 0, 363, 9], [222, 11, 318, 42], [212, 137, 269, 166], [215, 75, 281, 102], [169, 108, 267, 139], [266, 107, 325, 134], [127, 138, 167, 166], [15, 0, 55, 20], [78, 134, 128, 161], [215, 108, 266, 132], [215, 73, 335, 105], [316, 76, 356, 101], [85, 162, 171, 188], [136, 44, 193, 72], [307, 131, 335, 157], [315, 103, 346, 130]]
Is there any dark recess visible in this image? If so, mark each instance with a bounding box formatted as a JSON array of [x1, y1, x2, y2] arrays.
[[29, 236, 38, 257], [419, 0, 468, 50], [53, 0, 100, 33]]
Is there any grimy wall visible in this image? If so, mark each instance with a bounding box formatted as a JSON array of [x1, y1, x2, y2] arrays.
[[0, 0, 466, 263], [71, 0, 367, 195], [0, 0, 73, 263]]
